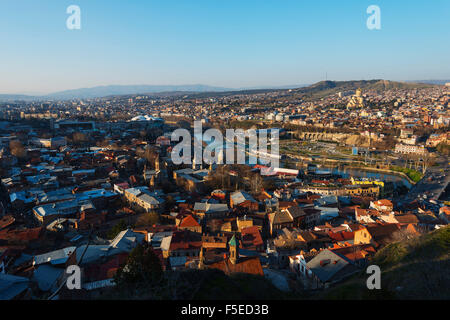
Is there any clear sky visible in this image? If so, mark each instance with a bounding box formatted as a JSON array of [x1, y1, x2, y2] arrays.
[[0, 0, 449, 94]]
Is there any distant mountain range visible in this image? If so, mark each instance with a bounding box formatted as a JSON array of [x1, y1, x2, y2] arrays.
[[0, 85, 233, 102], [0, 94, 39, 102], [48, 84, 234, 99], [0, 80, 446, 102]]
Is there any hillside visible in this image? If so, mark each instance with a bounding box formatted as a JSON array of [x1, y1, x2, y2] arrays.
[[158, 80, 437, 100], [102, 268, 294, 300], [292, 79, 438, 99], [46, 84, 233, 100], [0, 85, 234, 102], [317, 226, 450, 300], [0, 94, 41, 102], [1, 79, 439, 102]]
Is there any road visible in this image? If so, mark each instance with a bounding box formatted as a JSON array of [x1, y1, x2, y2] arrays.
[[401, 155, 450, 203]]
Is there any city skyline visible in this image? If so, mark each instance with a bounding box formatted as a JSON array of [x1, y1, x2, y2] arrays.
[[0, 0, 448, 305], [1, 0, 450, 94]]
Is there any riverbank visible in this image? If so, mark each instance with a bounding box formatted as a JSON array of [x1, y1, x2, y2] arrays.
[[338, 165, 418, 185], [282, 155, 418, 186], [389, 166, 423, 183]]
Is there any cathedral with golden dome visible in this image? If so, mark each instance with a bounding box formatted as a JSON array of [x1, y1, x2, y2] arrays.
[[346, 88, 365, 109]]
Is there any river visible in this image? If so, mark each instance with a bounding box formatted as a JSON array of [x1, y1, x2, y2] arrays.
[[324, 167, 412, 189], [194, 133, 412, 188]]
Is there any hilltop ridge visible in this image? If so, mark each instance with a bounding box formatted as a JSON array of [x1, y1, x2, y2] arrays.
[[0, 79, 442, 102], [318, 226, 450, 300]]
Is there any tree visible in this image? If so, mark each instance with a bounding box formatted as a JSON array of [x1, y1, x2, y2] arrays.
[[72, 132, 88, 146], [144, 147, 159, 167], [165, 195, 176, 211], [420, 152, 435, 174], [96, 139, 110, 147], [176, 120, 191, 130], [9, 140, 27, 159], [436, 143, 450, 156], [136, 211, 159, 227], [114, 244, 163, 288], [250, 172, 263, 194], [107, 219, 128, 239], [391, 228, 419, 242], [146, 127, 163, 141], [263, 178, 276, 191]]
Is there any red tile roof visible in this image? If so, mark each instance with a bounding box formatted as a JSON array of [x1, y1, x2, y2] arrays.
[[85, 252, 129, 281], [328, 231, 354, 242], [394, 214, 419, 224], [0, 227, 42, 242], [207, 256, 264, 276], [179, 215, 200, 228], [0, 216, 15, 230], [366, 223, 400, 245], [241, 226, 263, 248], [169, 230, 202, 251], [373, 199, 393, 208]]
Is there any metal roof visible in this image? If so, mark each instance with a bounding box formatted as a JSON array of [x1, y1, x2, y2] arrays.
[[33, 246, 76, 266], [231, 191, 255, 205], [0, 273, 29, 300], [306, 249, 349, 283]]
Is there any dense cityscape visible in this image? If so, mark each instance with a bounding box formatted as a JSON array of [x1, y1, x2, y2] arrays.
[[1, 1, 449, 311], [0, 80, 449, 300]]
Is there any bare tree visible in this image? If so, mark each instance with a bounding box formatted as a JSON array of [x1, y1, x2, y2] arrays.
[[421, 152, 435, 174], [9, 140, 27, 159], [390, 228, 419, 242], [72, 132, 88, 146], [250, 172, 263, 194], [144, 147, 159, 167]]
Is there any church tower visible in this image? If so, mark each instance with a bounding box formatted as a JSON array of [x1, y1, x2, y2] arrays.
[[229, 234, 239, 265], [198, 246, 205, 269], [193, 156, 202, 170], [150, 175, 155, 187], [155, 154, 160, 171]]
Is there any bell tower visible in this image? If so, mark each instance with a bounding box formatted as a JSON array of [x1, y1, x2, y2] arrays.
[[155, 154, 160, 171], [198, 246, 205, 269], [228, 234, 239, 265]]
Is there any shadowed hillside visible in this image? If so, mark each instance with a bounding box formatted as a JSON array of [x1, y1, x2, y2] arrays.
[[101, 268, 294, 300], [316, 226, 450, 300]]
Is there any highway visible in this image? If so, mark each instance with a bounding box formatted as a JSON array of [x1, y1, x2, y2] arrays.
[[401, 155, 450, 203]]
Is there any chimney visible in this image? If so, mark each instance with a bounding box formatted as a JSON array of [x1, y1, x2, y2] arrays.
[[320, 259, 330, 267]]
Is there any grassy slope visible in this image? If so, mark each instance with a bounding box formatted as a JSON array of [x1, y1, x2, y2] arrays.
[[101, 227, 449, 300], [294, 80, 437, 99], [166, 80, 438, 100], [315, 226, 450, 300], [191, 271, 296, 300], [103, 268, 296, 300]]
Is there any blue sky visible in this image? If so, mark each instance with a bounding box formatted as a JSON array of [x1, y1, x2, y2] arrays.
[[0, 0, 449, 94]]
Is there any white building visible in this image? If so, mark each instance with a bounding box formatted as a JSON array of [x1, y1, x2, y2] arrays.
[[394, 143, 427, 155]]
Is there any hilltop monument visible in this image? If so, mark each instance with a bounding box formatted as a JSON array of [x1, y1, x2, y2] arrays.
[[347, 88, 365, 109]]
